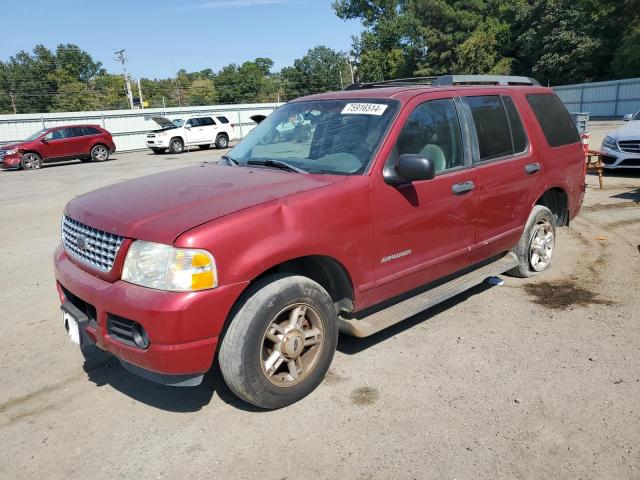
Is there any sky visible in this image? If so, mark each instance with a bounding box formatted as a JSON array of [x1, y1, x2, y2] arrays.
[[0, 0, 363, 79]]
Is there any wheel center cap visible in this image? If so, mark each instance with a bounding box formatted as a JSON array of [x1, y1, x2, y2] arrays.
[[281, 330, 305, 359]]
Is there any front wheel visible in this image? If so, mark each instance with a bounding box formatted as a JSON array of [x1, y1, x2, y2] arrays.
[[507, 205, 556, 278], [169, 138, 184, 154], [219, 274, 338, 409], [20, 152, 42, 170], [90, 144, 110, 162]]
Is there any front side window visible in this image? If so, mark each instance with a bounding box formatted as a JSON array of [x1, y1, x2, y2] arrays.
[[228, 99, 399, 175], [186, 119, 198, 128], [395, 98, 464, 174], [45, 129, 66, 141], [526, 93, 580, 147], [464, 95, 513, 161]]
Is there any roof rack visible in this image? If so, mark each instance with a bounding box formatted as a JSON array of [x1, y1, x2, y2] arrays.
[[344, 74, 540, 90]]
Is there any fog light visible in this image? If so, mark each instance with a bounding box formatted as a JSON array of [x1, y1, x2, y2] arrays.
[[132, 323, 150, 349]]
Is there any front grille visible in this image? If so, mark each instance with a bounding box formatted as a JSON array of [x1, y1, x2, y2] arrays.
[[146, 134, 155, 138], [618, 140, 640, 153], [62, 215, 124, 272]]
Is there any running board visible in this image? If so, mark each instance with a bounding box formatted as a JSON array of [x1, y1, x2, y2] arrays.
[[338, 252, 519, 338]]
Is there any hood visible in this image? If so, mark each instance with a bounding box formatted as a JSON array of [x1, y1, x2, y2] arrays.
[[612, 120, 640, 141], [149, 115, 177, 129], [0, 143, 24, 151], [65, 164, 344, 244]]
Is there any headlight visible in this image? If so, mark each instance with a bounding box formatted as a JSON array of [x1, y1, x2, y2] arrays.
[[5, 148, 18, 155], [121, 240, 217, 291], [602, 136, 618, 150]]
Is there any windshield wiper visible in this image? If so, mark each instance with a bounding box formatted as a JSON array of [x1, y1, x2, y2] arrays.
[[246, 159, 308, 174], [220, 155, 238, 166]]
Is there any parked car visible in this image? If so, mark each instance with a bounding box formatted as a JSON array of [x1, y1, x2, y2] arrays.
[[600, 111, 640, 169], [54, 75, 585, 409], [0, 125, 115, 171], [145, 115, 234, 154]]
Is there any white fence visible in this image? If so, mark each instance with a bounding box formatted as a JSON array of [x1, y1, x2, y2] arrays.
[[0, 103, 281, 151]]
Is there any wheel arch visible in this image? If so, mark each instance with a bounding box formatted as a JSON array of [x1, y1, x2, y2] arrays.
[[535, 187, 569, 226]]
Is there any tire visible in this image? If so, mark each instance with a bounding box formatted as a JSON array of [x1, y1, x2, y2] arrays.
[[90, 144, 110, 162], [20, 152, 42, 170], [198, 144, 211, 150], [215, 134, 229, 149], [169, 137, 184, 154], [151, 148, 166, 154], [507, 205, 556, 278], [219, 274, 338, 409]]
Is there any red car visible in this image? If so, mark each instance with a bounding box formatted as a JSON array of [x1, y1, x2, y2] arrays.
[[1, 125, 115, 170], [54, 75, 586, 409]]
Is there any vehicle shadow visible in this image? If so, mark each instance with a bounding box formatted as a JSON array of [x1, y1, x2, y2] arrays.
[[610, 187, 640, 202], [81, 348, 263, 413], [41, 158, 120, 169], [337, 281, 495, 355]]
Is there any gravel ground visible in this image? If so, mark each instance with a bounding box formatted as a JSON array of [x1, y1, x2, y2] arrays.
[[0, 139, 639, 480]]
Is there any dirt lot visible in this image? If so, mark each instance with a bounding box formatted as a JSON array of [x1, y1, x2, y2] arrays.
[[1, 139, 639, 479]]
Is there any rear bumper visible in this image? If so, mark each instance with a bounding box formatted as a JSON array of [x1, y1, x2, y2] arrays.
[[54, 244, 248, 381]]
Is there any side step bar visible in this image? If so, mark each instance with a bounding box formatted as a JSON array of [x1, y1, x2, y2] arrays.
[[338, 252, 519, 338]]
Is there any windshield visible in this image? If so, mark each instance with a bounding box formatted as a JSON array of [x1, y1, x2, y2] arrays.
[[24, 129, 48, 141], [228, 99, 399, 175], [172, 119, 184, 128]]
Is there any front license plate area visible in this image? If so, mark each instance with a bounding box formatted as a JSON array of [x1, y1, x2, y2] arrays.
[[63, 311, 80, 344]]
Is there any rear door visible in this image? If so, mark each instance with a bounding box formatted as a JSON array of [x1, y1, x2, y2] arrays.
[[460, 92, 545, 262], [199, 116, 218, 143], [370, 93, 478, 301]]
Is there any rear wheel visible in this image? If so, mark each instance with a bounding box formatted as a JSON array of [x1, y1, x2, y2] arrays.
[[90, 144, 110, 162], [215, 134, 229, 149], [169, 137, 184, 154], [151, 148, 166, 154], [219, 274, 338, 409], [20, 152, 42, 170], [507, 205, 556, 278]]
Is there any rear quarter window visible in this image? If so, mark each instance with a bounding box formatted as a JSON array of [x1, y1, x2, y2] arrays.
[[217, 116, 230, 124], [526, 94, 580, 147]]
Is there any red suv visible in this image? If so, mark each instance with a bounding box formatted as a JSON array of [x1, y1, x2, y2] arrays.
[[54, 75, 586, 409], [1, 125, 115, 170]]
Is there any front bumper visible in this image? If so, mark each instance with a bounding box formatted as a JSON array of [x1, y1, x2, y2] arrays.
[[1, 153, 21, 169], [146, 137, 168, 148], [54, 244, 248, 384], [600, 145, 640, 169]]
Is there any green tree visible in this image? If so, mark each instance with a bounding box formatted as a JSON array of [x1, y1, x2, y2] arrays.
[[188, 78, 218, 105], [280, 46, 351, 99]]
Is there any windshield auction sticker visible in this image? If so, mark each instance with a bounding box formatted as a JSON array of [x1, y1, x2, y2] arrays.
[[341, 103, 388, 116]]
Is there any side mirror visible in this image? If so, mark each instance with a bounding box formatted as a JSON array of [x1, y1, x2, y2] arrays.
[[623, 114, 633, 121], [185, 124, 192, 129], [384, 154, 436, 186], [40, 137, 48, 143]]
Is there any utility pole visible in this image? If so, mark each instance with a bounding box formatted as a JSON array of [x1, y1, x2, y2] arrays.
[[9, 92, 17, 114], [339, 71, 344, 90], [137, 79, 144, 109], [114, 49, 134, 109]]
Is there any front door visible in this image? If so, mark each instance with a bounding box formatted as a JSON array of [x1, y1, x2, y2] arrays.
[[42, 128, 76, 159], [369, 94, 478, 302], [184, 118, 207, 144]]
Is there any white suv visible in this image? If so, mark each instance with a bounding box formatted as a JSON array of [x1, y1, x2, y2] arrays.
[[146, 115, 234, 154]]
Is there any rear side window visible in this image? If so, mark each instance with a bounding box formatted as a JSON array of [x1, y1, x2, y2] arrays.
[[502, 96, 528, 154], [83, 126, 101, 135], [217, 116, 230, 124], [199, 117, 215, 126], [63, 127, 85, 138], [526, 94, 580, 147], [463, 96, 513, 161]]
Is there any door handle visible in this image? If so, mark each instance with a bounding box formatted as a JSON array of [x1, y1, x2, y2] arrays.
[[525, 162, 541, 174], [451, 180, 475, 195]]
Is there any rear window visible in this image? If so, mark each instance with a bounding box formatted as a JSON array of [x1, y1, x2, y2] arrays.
[[526, 94, 580, 147], [463, 96, 513, 161]]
